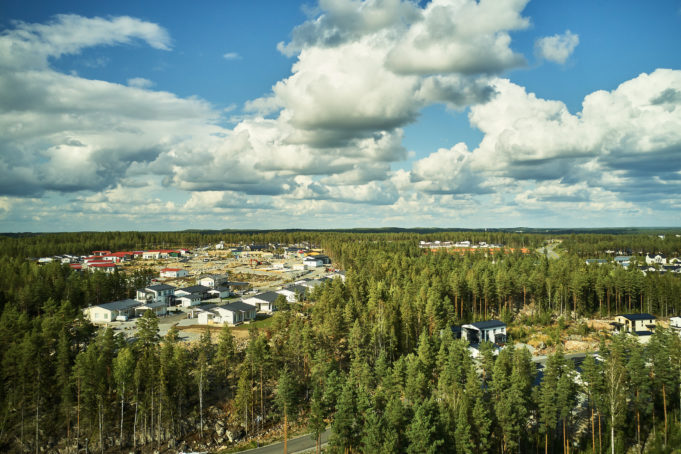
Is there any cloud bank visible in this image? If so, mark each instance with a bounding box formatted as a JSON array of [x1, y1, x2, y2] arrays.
[[0, 2, 679, 230]]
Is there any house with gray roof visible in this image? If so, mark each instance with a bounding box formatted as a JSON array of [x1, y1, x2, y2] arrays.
[[243, 291, 282, 312], [198, 301, 257, 326], [84, 299, 141, 324], [461, 320, 507, 345]]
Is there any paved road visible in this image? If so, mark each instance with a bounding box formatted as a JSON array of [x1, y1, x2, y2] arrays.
[[532, 351, 588, 366], [537, 241, 560, 260], [239, 429, 331, 454]]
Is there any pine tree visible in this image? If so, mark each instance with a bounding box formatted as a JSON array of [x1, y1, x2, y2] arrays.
[[113, 346, 135, 447], [309, 384, 326, 454], [194, 328, 213, 436], [405, 397, 443, 454], [275, 367, 298, 453], [214, 323, 236, 388], [603, 335, 628, 454], [330, 380, 358, 453], [626, 340, 651, 449]]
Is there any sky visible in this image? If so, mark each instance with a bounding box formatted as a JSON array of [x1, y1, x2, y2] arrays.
[[1, 0, 680, 232]]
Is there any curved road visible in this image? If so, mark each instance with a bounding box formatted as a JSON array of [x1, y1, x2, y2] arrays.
[[238, 429, 331, 454]]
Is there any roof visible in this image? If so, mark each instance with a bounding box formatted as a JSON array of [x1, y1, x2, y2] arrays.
[[146, 284, 175, 291], [222, 301, 257, 312], [619, 313, 656, 321], [285, 284, 308, 294], [179, 285, 211, 294], [468, 319, 506, 330], [93, 299, 141, 311], [177, 293, 201, 300], [161, 268, 183, 272], [249, 291, 281, 303]]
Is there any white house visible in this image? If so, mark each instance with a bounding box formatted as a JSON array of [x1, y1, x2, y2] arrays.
[[612, 313, 656, 333], [134, 300, 168, 317], [175, 285, 210, 300], [303, 256, 323, 268], [276, 284, 308, 303], [176, 293, 202, 307], [136, 284, 175, 305], [461, 320, 507, 345], [243, 291, 281, 312], [198, 302, 257, 326], [160, 268, 189, 278], [197, 273, 229, 288], [84, 299, 141, 323], [646, 254, 667, 265], [670, 317, 681, 338], [208, 286, 231, 299]]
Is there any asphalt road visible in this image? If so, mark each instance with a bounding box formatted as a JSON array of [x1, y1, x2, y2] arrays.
[[239, 429, 331, 454], [537, 242, 560, 260]]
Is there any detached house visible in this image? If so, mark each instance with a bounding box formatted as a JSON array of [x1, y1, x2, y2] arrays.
[[461, 320, 507, 345], [136, 284, 175, 306], [612, 313, 656, 334], [84, 299, 140, 323], [160, 268, 189, 278], [243, 291, 281, 313], [198, 302, 257, 326], [197, 273, 229, 288]]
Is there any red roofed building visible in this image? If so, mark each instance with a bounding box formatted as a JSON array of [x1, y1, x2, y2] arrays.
[[86, 262, 117, 273]]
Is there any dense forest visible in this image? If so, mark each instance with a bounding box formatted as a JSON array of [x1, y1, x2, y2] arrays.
[[1, 231, 681, 453]]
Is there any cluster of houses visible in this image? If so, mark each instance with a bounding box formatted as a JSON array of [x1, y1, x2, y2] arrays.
[[83, 270, 341, 327], [36, 248, 192, 273], [84, 273, 236, 323], [586, 254, 681, 274], [420, 240, 504, 250]]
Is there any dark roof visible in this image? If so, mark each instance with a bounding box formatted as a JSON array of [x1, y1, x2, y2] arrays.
[[226, 281, 250, 287], [146, 284, 175, 291], [469, 319, 506, 330], [634, 331, 653, 337], [620, 313, 656, 321], [212, 285, 231, 292], [96, 299, 141, 311], [179, 285, 211, 294], [223, 301, 256, 312], [285, 284, 308, 294], [250, 291, 281, 303]]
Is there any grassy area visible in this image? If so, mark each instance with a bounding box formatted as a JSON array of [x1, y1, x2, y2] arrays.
[[232, 313, 276, 332]]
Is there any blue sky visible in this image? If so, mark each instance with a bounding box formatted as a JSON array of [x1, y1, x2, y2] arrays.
[[1, 0, 680, 231]]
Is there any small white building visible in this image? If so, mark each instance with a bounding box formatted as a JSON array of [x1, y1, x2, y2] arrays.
[[176, 293, 202, 307], [160, 268, 189, 278], [208, 286, 231, 299], [84, 299, 141, 324], [198, 302, 256, 326], [243, 291, 281, 313], [670, 317, 681, 338], [134, 300, 168, 317], [303, 256, 323, 268], [276, 284, 308, 303], [197, 273, 229, 288]]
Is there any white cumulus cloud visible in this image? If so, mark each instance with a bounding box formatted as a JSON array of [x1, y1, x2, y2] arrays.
[[535, 30, 579, 64]]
